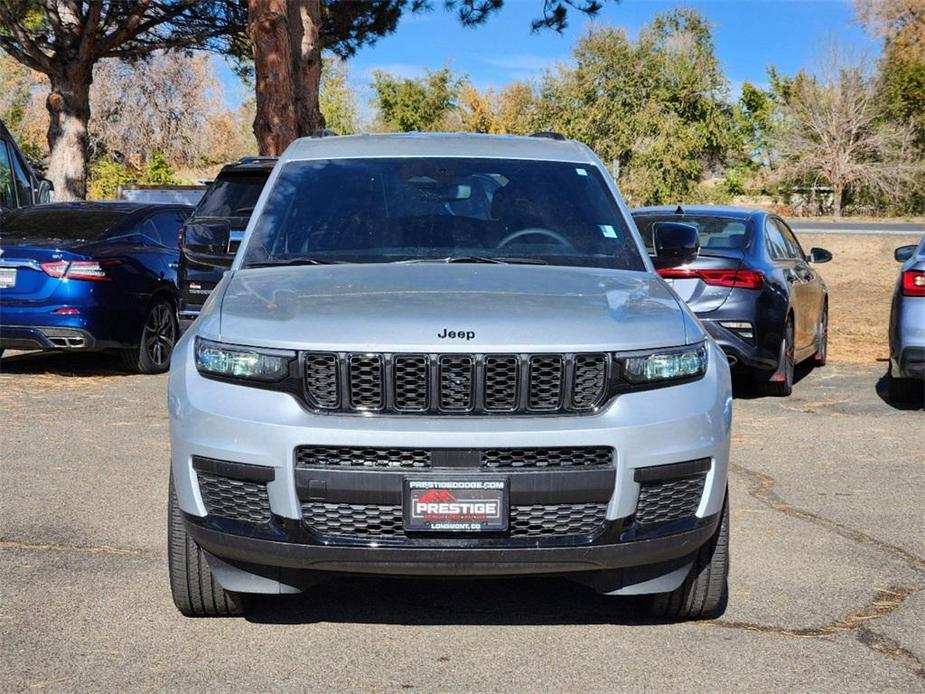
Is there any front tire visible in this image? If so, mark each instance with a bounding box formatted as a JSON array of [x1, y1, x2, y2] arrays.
[[168, 474, 245, 617], [122, 297, 177, 374], [647, 491, 729, 621]]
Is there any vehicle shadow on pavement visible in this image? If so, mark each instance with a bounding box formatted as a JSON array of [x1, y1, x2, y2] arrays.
[[730, 362, 814, 400], [0, 350, 129, 378], [243, 576, 686, 626], [874, 371, 925, 411]]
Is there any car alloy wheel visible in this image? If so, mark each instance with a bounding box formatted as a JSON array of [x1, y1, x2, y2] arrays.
[[144, 302, 177, 369], [814, 305, 828, 366]]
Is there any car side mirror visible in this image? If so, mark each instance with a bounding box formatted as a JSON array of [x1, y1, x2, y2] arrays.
[[653, 222, 700, 263], [37, 178, 54, 203], [182, 221, 234, 268], [808, 247, 832, 264], [894, 245, 916, 263]]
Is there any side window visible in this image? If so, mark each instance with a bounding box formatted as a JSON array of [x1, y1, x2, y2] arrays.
[[775, 219, 805, 260], [0, 141, 14, 209], [149, 211, 185, 247], [764, 218, 789, 260], [9, 148, 33, 206]]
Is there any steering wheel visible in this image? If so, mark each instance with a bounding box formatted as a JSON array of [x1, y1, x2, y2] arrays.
[[497, 227, 575, 250]]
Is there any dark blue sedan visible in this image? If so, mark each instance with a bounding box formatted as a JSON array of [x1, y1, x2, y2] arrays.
[[632, 206, 832, 396], [0, 201, 191, 373]]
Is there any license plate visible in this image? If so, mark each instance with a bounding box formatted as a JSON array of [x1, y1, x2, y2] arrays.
[[403, 478, 508, 532], [0, 267, 16, 289]]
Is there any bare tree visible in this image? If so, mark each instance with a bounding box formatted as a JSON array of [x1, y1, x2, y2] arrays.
[[90, 52, 222, 167], [774, 49, 922, 216]]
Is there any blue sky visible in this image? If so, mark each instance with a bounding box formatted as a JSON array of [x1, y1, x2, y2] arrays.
[[215, 0, 879, 111]]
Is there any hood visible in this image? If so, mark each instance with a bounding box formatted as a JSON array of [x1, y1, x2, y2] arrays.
[[214, 264, 694, 352]]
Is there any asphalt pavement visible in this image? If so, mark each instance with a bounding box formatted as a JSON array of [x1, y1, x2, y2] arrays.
[[1, 351, 923, 693]]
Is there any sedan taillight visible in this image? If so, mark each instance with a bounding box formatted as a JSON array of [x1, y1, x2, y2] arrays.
[[657, 267, 764, 290], [40, 259, 121, 282], [902, 270, 925, 297]]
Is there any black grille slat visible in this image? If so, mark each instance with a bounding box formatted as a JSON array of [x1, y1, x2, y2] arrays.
[[302, 502, 607, 539], [349, 355, 384, 410], [303, 352, 608, 415], [439, 355, 475, 411], [528, 356, 564, 411], [304, 354, 339, 409], [481, 447, 612, 469], [572, 354, 607, 409], [483, 356, 519, 411], [296, 447, 431, 469], [393, 355, 429, 411], [198, 473, 271, 524], [636, 475, 706, 525]]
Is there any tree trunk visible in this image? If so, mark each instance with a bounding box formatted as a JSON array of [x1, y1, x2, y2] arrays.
[[288, 0, 325, 136], [248, 0, 298, 156], [832, 181, 843, 217], [45, 66, 92, 201]]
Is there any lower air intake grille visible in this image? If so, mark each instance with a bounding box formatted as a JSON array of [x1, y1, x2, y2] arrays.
[[481, 447, 613, 468], [301, 502, 608, 539], [296, 447, 431, 469], [198, 473, 271, 524], [635, 475, 706, 525]]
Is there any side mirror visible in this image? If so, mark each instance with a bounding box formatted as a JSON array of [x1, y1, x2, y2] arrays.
[[653, 222, 700, 263], [894, 245, 916, 263], [182, 221, 234, 268], [37, 178, 54, 203], [808, 247, 832, 264]]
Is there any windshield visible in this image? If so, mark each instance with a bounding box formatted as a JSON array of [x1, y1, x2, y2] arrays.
[[633, 214, 752, 253], [0, 206, 130, 240], [192, 173, 267, 225], [241, 157, 645, 271]]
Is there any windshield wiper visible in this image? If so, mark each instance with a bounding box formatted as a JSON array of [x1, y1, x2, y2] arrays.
[[246, 257, 340, 268], [396, 255, 548, 265]]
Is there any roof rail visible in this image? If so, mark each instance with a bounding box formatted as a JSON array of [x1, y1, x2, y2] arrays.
[[529, 131, 566, 141], [310, 129, 339, 138], [236, 156, 278, 165]]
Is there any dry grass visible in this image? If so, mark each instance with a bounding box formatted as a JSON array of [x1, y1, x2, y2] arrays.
[[800, 233, 915, 364]]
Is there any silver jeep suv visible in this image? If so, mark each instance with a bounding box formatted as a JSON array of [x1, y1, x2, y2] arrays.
[[168, 133, 733, 620]]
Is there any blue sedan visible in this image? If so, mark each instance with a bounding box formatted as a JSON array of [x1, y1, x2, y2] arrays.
[[632, 206, 832, 396], [0, 201, 191, 373]]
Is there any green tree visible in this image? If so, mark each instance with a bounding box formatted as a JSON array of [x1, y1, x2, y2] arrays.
[[372, 66, 461, 132], [319, 58, 358, 135], [532, 8, 738, 204]]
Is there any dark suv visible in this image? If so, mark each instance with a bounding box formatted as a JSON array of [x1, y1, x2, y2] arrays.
[[177, 157, 275, 330], [1, 119, 53, 212]]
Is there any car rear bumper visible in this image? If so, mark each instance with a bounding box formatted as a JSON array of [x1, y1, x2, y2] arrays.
[[897, 346, 925, 380], [700, 318, 777, 371], [0, 324, 121, 351]]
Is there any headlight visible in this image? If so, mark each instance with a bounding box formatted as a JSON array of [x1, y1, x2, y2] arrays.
[[195, 337, 295, 382], [620, 343, 708, 384]]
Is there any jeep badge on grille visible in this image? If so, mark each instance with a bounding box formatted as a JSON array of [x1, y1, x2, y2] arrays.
[[437, 329, 476, 340]]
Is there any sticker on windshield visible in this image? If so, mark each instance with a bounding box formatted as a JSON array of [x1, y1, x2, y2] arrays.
[[599, 224, 617, 239], [576, 167, 588, 176]]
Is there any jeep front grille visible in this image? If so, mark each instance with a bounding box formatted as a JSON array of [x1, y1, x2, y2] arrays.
[[302, 352, 612, 415]]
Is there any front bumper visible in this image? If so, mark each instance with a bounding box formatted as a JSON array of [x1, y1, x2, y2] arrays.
[[169, 335, 732, 580]]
